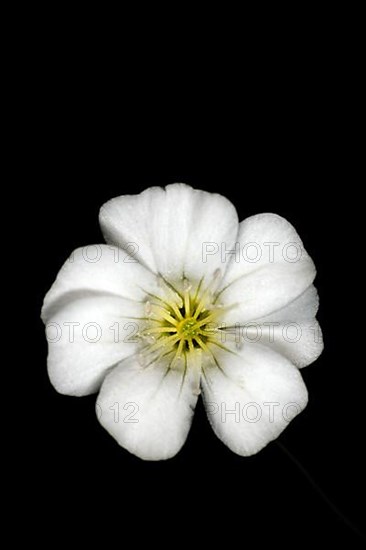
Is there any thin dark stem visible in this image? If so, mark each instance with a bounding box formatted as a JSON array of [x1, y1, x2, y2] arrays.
[[276, 441, 365, 541]]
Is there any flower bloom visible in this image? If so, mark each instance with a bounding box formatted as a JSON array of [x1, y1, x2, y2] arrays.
[[42, 184, 323, 460]]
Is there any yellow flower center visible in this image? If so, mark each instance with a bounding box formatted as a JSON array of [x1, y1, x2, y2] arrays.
[[138, 272, 228, 369]]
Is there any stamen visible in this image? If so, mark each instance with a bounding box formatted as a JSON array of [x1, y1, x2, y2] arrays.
[[138, 274, 229, 372], [145, 333, 181, 354], [140, 326, 178, 335], [193, 335, 211, 354], [171, 338, 185, 369], [192, 290, 209, 319], [188, 338, 195, 354], [193, 277, 204, 304], [145, 301, 152, 315], [148, 304, 179, 326], [169, 300, 184, 321], [183, 278, 191, 317], [157, 275, 184, 301], [194, 312, 219, 329], [142, 348, 176, 370]]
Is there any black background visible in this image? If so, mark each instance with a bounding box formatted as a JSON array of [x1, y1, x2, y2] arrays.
[[23, 34, 364, 547]]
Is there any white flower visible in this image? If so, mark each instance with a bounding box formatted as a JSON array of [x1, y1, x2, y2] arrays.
[[42, 183, 323, 460]]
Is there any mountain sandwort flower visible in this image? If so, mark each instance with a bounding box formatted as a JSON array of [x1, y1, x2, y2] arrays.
[[42, 184, 323, 460]]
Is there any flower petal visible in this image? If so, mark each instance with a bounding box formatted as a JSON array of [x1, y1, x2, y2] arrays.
[[45, 295, 143, 396], [99, 183, 239, 283], [97, 350, 202, 460], [243, 285, 323, 368], [42, 245, 160, 396], [218, 214, 316, 324], [201, 344, 308, 456], [42, 245, 161, 322]]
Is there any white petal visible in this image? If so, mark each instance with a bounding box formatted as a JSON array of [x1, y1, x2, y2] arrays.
[[45, 296, 143, 396], [42, 245, 160, 322], [99, 183, 239, 283], [219, 214, 316, 324], [97, 350, 202, 460], [257, 284, 320, 323], [201, 344, 308, 456], [243, 285, 323, 368]]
